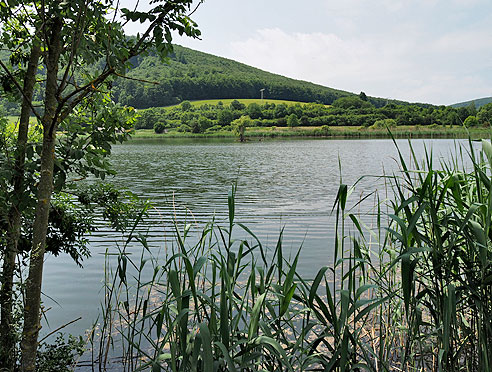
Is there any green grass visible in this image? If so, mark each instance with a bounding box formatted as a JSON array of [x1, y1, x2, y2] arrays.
[[163, 98, 317, 109], [132, 125, 492, 140], [6, 116, 38, 125]]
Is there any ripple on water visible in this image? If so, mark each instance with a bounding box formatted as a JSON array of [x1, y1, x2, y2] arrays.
[[41, 138, 474, 338]]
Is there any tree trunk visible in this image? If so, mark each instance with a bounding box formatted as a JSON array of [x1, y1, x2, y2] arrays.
[[0, 42, 41, 371], [21, 16, 62, 372]]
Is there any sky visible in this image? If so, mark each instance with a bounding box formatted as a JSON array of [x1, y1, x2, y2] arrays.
[[120, 0, 492, 105]]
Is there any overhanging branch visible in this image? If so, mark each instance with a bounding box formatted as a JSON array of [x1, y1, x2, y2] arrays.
[[0, 59, 42, 122]]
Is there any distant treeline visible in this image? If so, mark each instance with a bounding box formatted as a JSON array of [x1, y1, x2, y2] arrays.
[[111, 45, 429, 109], [137, 96, 491, 134], [0, 44, 471, 117]]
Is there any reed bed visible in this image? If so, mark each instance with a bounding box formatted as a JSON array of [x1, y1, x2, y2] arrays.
[[87, 138, 492, 371]]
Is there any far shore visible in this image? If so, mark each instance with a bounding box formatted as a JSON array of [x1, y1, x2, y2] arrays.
[[132, 125, 492, 140]]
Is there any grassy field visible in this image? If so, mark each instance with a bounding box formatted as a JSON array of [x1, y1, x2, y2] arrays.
[[6, 116, 38, 125], [133, 125, 492, 139], [163, 98, 317, 109]]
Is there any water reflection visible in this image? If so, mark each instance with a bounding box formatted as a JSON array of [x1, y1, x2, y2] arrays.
[[42, 138, 473, 338]]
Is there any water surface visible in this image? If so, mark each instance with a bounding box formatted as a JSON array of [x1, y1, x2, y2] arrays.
[[42, 137, 471, 337]]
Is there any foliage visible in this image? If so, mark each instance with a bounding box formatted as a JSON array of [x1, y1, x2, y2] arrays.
[[95, 188, 323, 371], [111, 45, 357, 109], [134, 98, 465, 135], [333, 95, 373, 109], [90, 139, 492, 371], [286, 113, 299, 127], [154, 122, 166, 134], [0, 0, 203, 369], [36, 334, 85, 372], [217, 109, 234, 126], [451, 97, 492, 109], [464, 115, 479, 127], [232, 115, 251, 141], [380, 138, 492, 370], [477, 102, 492, 126], [370, 118, 397, 128]]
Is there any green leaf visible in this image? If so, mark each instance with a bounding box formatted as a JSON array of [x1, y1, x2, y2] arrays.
[[198, 323, 213, 372], [248, 293, 266, 341]]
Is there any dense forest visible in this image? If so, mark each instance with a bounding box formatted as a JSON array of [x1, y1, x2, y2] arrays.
[[0, 44, 486, 129], [0, 45, 432, 115], [451, 96, 492, 109], [113, 45, 432, 109], [136, 96, 491, 134]]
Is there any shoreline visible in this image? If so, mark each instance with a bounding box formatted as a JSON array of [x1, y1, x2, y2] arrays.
[[132, 126, 492, 140]]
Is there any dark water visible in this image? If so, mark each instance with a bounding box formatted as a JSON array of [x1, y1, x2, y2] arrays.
[[41, 137, 471, 338]]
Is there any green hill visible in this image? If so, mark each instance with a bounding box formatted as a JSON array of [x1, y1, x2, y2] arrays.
[[112, 45, 418, 109], [451, 97, 492, 109], [0, 44, 432, 115], [163, 98, 318, 109]]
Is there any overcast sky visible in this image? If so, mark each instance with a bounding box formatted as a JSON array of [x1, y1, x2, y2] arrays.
[[120, 0, 492, 105]]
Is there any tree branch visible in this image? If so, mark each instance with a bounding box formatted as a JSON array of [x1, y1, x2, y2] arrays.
[[0, 59, 42, 122], [58, 0, 90, 95], [113, 72, 159, 85]]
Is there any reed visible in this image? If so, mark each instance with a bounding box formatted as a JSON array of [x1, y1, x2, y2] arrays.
[[89, 138, 492, 371]]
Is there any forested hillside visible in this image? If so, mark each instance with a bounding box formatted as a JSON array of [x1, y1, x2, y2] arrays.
[[1, 45, 433, 115], [112, 45, 418, 109], [451, 97, 492, 109]]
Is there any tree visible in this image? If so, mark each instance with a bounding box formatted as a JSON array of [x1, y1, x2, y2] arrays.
[[477, 102, 492, 127], [300, 115, 310, 126], [359, 91, 368, 101], [181, 100, 192, 111], [230, 99, 245, 111], [154, 122, 166, 134], [464, 115, 479, 127], [274, 103, 288, 118], [0, 1, 202, 370], [247, 102, 262, 119], [232, 115, 251, 142], [287, 113, 299, 127], [333, 96, 373, 109], [217, 109, 234, 126]]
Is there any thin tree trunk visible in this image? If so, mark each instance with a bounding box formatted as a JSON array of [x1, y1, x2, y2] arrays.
[[21, 16, 63, 372], [0, 42, 41, 371]]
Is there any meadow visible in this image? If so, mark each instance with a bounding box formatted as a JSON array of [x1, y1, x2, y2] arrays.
[[133, 125, 491, 139], [161, 98, 317, 110]]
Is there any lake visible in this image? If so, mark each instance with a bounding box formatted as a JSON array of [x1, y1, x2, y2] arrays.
[[41, 137, 473, 339]]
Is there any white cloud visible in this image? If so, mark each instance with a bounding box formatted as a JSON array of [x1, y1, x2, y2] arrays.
[[228, 26, 492, 104]]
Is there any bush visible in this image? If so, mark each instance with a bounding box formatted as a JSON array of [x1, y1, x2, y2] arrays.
[[287, 114, 299, 127], [153, 122, 165, 134], [205, 124, 223, 133], [176, 124, 191, 132], [370, 118, 397, 129], [37, 334, 85, 372], [464, 115, 479, 127]]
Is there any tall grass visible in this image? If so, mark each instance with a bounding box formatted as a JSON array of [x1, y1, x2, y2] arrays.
[[87, 139, 492, 371]]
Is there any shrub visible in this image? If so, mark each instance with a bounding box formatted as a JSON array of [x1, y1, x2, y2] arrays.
[[370, 118, 397, 129], [37, 334, 85, 372], [176, 124, 191, 132], [287, 114, 299, 127], [464, 115, 479, 127], [153, 122, 165, 134]]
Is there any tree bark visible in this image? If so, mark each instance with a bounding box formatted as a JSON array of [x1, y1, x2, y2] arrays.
[[0, 42, 41, 372], [21, 16, 63, 372]]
